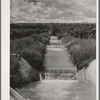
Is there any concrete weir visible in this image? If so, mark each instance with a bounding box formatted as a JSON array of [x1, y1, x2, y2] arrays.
[[40, 36, 77, 80], [40, 68, 77, 80]]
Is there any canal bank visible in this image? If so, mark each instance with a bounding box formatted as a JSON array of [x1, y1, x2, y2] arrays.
[[76, 60, 96, 84]]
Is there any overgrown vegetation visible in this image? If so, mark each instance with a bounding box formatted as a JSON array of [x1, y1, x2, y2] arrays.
[[66, 39, 96, 71], [10, 23, 50, 88], [51, 23, 96, 71], [52, 23, 96, 39], [10, 55, 31, 88], [10, 23, 96, 88]]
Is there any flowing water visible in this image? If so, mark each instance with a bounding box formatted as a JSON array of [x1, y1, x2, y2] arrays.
[[16, 36, 96, 100]]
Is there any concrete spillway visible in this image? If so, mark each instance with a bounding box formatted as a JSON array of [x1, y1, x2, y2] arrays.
[[44, 36, 75, 70]]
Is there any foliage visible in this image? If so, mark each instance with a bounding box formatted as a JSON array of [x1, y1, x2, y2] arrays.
[[10, 26, 50, 88], [10, 55, 30, 88], [10, 23, 50, 40], [10, 35, 48, 70], [10, 23, 96, 40], [10, 23, 96, 87], [30, 34, 50, 45], [66, 39, 96, 71], [54, 23, 96, 39], [61, 36, 74, 44], [20, 47, 45, 72], [10, 55, 20, 75]]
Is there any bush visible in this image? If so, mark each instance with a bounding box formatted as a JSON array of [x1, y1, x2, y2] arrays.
[[10, 32, 49, 71], [10, 55, 40, 88], [30, 34, 50, 45], [61, 36, 74, 44], [10, 23, 96, 40], [10, 55, 20, 75], [66, 38, 81, 50], [10, 55, 28, 88], [20, 47, 45, 72], [10, 36, 48, 53], [66, 39, 96, 71], [56, 33, 69, 40], [41, 33, 50, 39], [10, 37, 34, 53]]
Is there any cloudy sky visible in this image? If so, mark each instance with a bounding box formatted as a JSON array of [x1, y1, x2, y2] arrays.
[[10, 0, 96, 23]]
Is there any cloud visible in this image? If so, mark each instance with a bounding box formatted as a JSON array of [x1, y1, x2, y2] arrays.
[[10, 0, 96, 23]]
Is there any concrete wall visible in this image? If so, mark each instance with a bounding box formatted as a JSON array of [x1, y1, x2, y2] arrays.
[[76, 60, 96, 85]]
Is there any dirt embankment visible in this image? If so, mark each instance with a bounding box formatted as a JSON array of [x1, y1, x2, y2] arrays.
[[19, 57, 40, 81], [10, 56, 40, 88], [76, 60, 96, 84]]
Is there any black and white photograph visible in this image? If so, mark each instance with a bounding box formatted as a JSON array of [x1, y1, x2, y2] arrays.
[[2, 0, 98, 100]]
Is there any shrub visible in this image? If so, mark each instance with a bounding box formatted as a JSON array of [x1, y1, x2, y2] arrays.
[[10, 37, 34, 53], [10, 23, 96, 40], [41, 33, 50, 39], [20, 47, 45, 72], [66, 39, 96, 71], [56, 33, 69, 40], [66, 38, 81, 50], [10, 55, 40, 88], [10, 36, 47, 54], [10, 55, 23, 88], [10, 36, 47, 72], [10, 55, 20, 75], [61, 36, 74, 44], [30, 34, 50, 45]]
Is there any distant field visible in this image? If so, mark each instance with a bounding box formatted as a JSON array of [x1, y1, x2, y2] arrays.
[[10, 23, 96, 40]]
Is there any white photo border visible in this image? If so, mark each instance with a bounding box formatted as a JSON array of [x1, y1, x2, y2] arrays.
[[1, 0, 99, 100]]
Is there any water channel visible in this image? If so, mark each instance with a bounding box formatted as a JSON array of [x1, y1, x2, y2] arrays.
[[16, 36, 96, 100]]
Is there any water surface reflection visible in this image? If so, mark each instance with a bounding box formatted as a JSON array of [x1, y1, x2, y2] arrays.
[[16, 80, 96, 100]]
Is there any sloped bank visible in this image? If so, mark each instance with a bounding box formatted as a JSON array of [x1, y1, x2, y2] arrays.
[[10, 32, 50, 88], [19, 57, 40, 81], [76, 60, 96, 84], [60, 37, 96, 85], [10, 55, 40, 88]]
